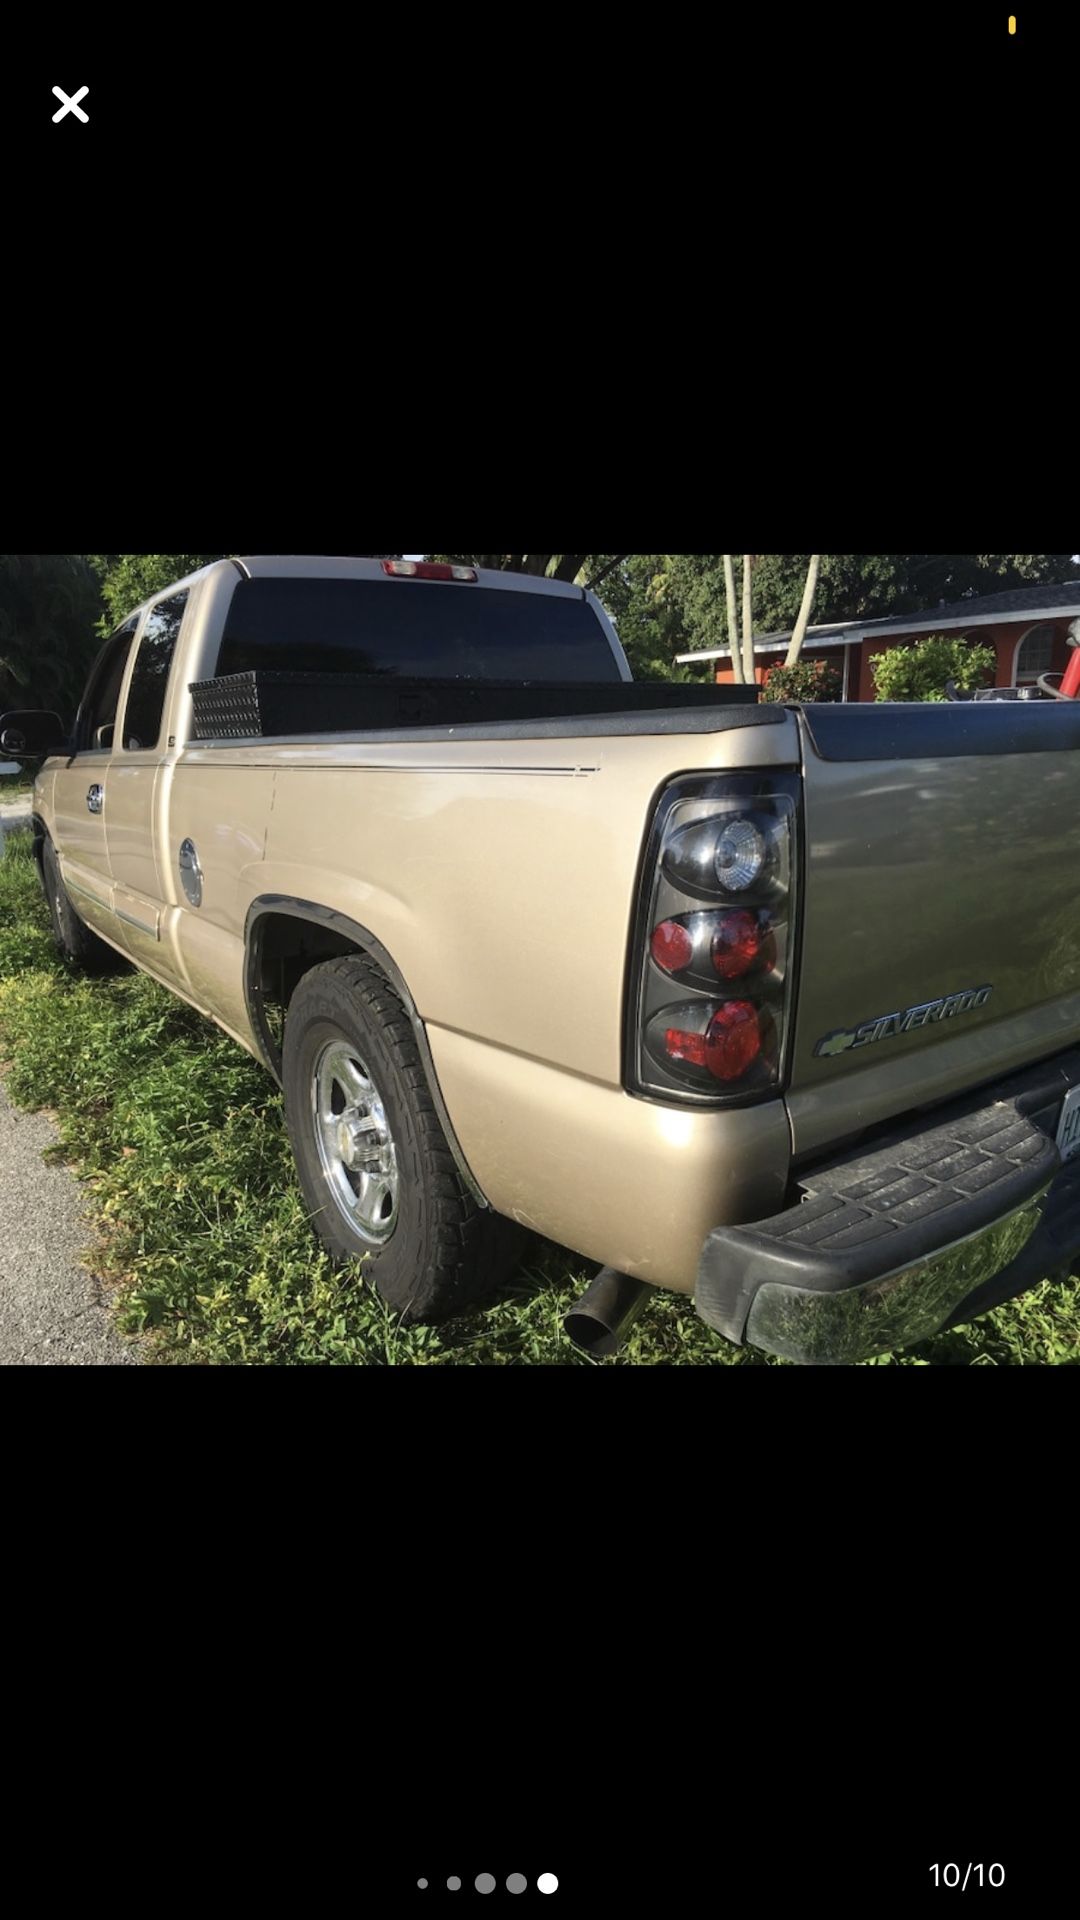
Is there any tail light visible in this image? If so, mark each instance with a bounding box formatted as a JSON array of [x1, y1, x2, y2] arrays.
[[627, 773, 800, 1104]]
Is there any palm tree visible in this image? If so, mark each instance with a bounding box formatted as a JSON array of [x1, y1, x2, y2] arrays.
[[785, 555, 823, 669], [723, 556, 744, 684], [742, 554, 758, 681]]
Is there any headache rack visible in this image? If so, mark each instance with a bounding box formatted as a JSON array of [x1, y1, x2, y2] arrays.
[[189, 671, 758, 741]]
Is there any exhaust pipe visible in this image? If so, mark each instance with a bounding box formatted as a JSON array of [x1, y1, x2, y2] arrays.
[[564, 1268, 652, 1357]]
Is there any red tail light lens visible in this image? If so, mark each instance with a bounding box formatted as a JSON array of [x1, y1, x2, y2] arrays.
[[664, 1026, 708, 1069], [651, 920, 695, 974], [711, 909, 768, 981], [704, 1002, 762, 1079], [661, 1004, 764, 1082]]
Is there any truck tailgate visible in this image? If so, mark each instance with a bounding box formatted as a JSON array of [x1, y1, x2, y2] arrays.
[[787, 702, 1080, 1159]]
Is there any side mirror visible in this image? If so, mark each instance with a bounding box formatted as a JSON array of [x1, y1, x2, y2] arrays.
[[0, 710, 69, 761]]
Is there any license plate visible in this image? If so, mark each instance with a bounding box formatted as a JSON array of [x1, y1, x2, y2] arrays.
[[1057, 1086, 1080, 1163]]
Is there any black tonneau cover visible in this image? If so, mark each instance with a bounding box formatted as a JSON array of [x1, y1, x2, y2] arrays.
[[802, 699, 1080, 761]]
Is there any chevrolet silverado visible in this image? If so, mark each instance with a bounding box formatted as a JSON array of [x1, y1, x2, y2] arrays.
[[4, 555, 1079, 1364]]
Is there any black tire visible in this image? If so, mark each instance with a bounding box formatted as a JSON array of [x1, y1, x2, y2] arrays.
[[41, 836, 120, 972], [282, 954, 523, 1322]]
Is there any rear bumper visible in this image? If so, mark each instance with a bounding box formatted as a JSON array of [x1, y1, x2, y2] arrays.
[[696, 1051, 1080, 1364]]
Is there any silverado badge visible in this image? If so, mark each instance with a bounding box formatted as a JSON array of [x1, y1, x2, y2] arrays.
[[815, 986, 993, 1061]]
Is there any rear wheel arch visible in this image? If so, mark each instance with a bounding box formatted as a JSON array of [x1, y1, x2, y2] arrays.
[[244, 896, 488, 1208]]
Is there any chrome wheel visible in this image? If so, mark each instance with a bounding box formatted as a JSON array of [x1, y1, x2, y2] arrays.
[[311, 1039, 400, 1246]]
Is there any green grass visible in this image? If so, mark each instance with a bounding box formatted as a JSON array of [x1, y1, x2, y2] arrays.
[[1, 825, 1078, 1366], [0, 771, 35, 802]]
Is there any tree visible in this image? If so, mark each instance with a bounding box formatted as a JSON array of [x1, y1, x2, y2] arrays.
[[751, 554, 910, 631], [576, 555, 690, 680], [785, 554, 822, 668], [719, 556, 740, 684], [87, 554, 229, 629], [742, 555, 756, 681], [0, 554, 102, 717], [901, 554, 1079, 604], [668, 553, 821, 676]]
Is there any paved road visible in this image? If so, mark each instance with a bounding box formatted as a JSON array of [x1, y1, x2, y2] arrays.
[[1, 813, 141, 1365], [1, 802, 139, 1359], [0, 1082, 141, 1365]]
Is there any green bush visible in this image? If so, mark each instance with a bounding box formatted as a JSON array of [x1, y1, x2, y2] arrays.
[[763, 660, 843, 704], [872, 636, 997, 703]]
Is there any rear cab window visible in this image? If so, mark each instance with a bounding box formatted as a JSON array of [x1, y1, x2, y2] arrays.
[[214, 578, 621, 683]]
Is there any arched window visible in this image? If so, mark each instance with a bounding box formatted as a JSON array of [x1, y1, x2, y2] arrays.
[[1014, 624, 1057, 685]]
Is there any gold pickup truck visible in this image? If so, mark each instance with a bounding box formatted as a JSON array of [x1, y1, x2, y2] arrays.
[[5, 556, 1080, 1363]]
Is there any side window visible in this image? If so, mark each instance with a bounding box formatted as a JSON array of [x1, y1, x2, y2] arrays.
[[77, 621, 139, 753], [123, 592, 189, 752]]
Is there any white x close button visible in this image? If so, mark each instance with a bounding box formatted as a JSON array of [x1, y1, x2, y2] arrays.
[[52, 86, 89, 123]]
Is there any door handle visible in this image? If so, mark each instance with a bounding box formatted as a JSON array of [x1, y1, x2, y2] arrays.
[[87, 785, 104, 815]]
